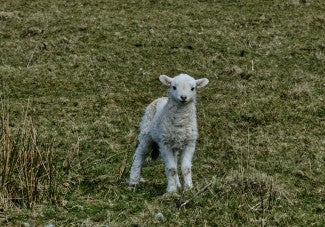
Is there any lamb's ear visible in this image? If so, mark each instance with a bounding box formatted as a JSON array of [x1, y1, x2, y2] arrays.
[[196, 78, 209, 88], [159, 75, 172, 86]]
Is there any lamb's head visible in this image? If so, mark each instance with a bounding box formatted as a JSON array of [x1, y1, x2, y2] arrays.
[[159, 74, 209, 104]]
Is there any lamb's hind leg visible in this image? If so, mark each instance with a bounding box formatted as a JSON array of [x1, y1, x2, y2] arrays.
[[129, 135, 151, 186]]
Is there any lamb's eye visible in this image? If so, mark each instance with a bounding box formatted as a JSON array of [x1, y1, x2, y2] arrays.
[[191, 87, 195, 91], [172, 86, 177, 90]]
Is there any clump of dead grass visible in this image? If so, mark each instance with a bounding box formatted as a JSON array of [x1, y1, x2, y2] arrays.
[[0, 100, 58, 209], [223, 65, 255, 80], [220, 167, 293, 211]]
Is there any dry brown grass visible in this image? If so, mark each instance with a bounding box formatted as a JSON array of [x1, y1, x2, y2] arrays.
[[221, 168, 294, 211], [0, 100, 57, 209]]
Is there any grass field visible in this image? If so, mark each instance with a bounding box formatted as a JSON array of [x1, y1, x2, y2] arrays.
[[1, 0, 324, 226]]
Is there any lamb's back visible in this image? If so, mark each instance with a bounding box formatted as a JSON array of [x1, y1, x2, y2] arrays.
[[139, 97, 168, 136]]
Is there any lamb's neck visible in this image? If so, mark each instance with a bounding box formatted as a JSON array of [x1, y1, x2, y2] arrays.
[[165, 99, 197, 123]]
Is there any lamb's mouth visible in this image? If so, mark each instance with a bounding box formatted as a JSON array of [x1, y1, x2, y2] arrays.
[[179, 100, 189, 104]]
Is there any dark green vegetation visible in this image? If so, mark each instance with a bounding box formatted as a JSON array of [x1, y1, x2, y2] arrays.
[[1, 0, 324, 225]]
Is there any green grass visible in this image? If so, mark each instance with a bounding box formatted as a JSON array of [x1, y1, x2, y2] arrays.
[[1, 0, 324, 225]]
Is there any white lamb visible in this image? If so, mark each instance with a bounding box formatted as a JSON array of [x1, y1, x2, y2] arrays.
[[129, 74, 209, 192]]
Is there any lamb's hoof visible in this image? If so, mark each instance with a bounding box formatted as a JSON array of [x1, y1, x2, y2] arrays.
[[128, 182, 137, 186], [128, 183, 138, 191], [128, 178, 139, 187], [166, 185, 179, 193]]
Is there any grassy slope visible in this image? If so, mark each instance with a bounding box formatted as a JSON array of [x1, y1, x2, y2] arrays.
[[1, 0, 324, 225]]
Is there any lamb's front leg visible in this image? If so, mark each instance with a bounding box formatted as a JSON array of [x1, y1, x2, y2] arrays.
[[181, 142, 196, 189], [160, 145, 178, 193], [173, 151, 181, 189]]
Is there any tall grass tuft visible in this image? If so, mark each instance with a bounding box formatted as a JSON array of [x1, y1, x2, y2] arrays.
[[0, 100, 58, 209]]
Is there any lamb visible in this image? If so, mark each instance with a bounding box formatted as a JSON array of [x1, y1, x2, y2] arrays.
[[128, 73, 209, 192]]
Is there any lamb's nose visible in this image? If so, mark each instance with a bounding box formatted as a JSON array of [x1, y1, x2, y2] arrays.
[[181, 96, 187, 101]]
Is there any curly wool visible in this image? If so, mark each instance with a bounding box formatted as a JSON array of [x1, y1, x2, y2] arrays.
[[129, 74, 209, 192]]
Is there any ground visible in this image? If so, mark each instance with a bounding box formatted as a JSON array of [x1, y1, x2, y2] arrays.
[[0, 0, 324, 226]]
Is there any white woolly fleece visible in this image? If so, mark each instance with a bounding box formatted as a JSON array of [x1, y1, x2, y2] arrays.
[[129, 74, 209, 192]]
